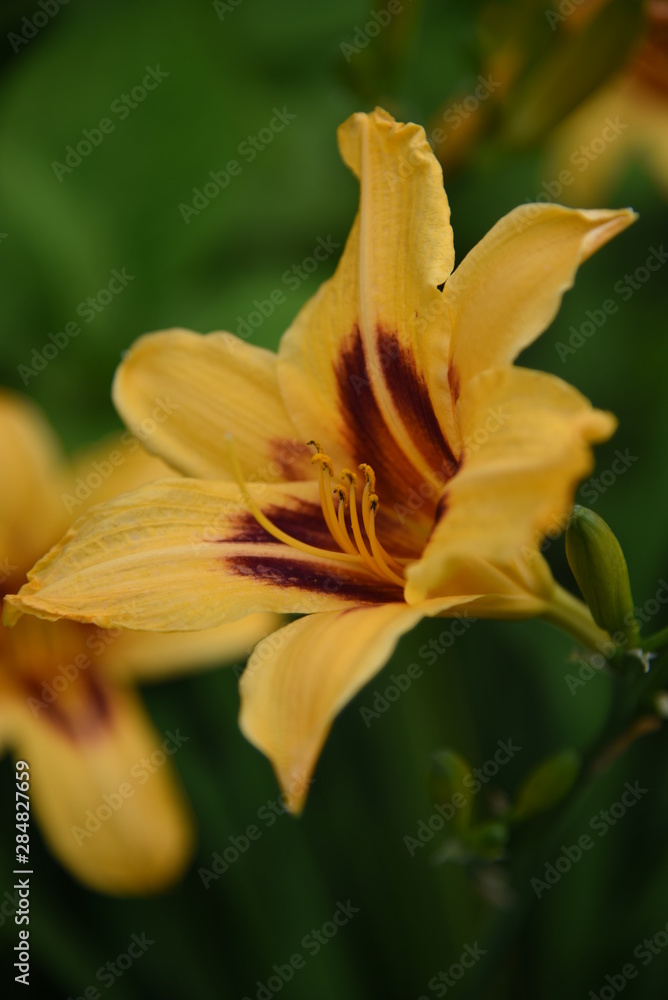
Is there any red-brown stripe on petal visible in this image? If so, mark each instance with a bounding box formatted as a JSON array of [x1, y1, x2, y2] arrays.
[[229, 554, 403, 604], [335, 327, 436, 528], [375, 327, 458, 479], [227, 502, 340, 552], [22, 672, 112, 742]]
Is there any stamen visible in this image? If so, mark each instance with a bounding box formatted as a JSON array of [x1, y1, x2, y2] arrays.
[[346, 472, 374, 564], [225, 435, 406, 589], [310, 449, 357, 555], [366, 495, 405, 586], [361, 477, 374, 542], [310, 452, 334, 476], [365, 489, 404, 572], [334, 486, 355, 550], [345, 475, 398, 583], [358, 465, 401, 567], [358, 463, 376, 491], [225, 435, 360, 565]]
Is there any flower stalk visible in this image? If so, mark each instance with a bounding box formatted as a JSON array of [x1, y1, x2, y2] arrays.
[[542, 583, 615, 655]]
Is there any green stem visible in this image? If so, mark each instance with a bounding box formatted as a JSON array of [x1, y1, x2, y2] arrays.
[[463, 590, 665, 998], [541, 583, 612, 652], [464, 675, 656, 999], [463, 757, 607, 997], [640, 624, 668, 652]]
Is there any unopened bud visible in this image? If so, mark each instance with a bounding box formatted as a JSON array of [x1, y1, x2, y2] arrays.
[[565, 505, 639, 643], [512, 749, 580, 822]]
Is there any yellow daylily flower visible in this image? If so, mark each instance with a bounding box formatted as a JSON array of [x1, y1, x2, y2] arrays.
[[5, 109, 635, 813], [0, 391, 277, 893], [545, 1, 668, 203]]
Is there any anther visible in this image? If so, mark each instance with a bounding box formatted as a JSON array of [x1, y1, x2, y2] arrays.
[[310, 452, 334, 476], [358, 463, 376, 491]]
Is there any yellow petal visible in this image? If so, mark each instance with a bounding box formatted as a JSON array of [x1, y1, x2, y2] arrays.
[[445, 204, 636, 394], [5, 480, 400, 631], [62, 432, 176, 519], [239, 597, 465, 813], [407, 550, 555, 619], [113, 328, 311, 481], [7, 677, 193, 894], [406, 367, 616, 603], [108, 613, 281, 682], [0, 391, 68, 580], [278, 108, 458, 500]]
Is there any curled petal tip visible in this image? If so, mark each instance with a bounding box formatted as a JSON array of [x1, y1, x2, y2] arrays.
[[580, 207, 638, 260]]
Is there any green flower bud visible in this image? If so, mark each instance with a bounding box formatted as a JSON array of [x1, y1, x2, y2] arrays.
[[512, 749, 580, 822], [565, 505, 639, 644]]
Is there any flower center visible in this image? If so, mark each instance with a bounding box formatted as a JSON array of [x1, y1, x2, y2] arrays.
[[226, 436, 405, 587]]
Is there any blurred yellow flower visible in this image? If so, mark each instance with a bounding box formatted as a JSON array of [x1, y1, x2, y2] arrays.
[[6, 109, 634, 812], [545, 1, 668, 202], [0, 392, 277, 893]]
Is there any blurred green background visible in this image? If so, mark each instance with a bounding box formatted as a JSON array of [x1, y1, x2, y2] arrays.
[[1, 0, 667, 997]]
